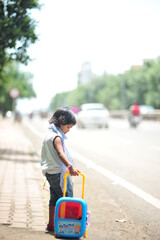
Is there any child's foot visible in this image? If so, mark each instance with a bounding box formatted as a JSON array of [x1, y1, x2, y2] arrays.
[[45, 223, 54, 232]]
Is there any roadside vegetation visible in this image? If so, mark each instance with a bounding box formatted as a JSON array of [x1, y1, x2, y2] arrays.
[[50, 58, 160, 111], [1, 1, 159, 116], [0, 0, 40, 116]]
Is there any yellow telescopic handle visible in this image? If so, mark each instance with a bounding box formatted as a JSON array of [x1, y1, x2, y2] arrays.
[[63, 171, 85, 199]]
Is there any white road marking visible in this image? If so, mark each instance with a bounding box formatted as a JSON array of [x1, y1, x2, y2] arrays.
[[25, 120, 160, 210], [70, 149, 160, 210], [23, 120, 44, 138]]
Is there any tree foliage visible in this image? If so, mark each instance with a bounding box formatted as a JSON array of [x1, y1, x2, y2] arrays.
[[0, 61, 36, 115], [0, 0, 40, 71], [50, 57, 160, 111], [0, 0, 40, 115]]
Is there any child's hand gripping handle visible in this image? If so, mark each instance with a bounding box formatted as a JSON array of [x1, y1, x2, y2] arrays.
[[63, 171, 85, 199]]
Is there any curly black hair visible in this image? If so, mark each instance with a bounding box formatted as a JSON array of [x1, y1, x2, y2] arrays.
[[49, 107, 76, 127]]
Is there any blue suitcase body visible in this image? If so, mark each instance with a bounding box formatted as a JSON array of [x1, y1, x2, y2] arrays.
[[54, 197, 87, 238], [54, 171, 88, 239]]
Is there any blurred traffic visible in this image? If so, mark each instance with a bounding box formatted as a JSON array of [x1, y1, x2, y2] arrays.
[[76, 103, 110, 128], [4, 102, 160, 125]]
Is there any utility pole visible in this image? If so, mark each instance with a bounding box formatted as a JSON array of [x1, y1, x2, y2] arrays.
[[9, 87, 20, 118], [121, 78, 126, 109]]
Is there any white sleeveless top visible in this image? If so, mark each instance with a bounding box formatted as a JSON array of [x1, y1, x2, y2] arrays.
[[41, 127, 62, 175]]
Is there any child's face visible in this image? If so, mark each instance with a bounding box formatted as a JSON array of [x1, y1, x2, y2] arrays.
[[60, 124, 74, 134]]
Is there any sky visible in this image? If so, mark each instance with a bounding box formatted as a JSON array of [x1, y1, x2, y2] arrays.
[[17, 0, 160, 113]]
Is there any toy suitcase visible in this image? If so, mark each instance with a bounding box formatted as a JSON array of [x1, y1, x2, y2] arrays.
[[54, 171, 88, 239]]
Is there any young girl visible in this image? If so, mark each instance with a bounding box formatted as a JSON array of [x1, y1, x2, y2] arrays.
[[41, 107, 79, 231]]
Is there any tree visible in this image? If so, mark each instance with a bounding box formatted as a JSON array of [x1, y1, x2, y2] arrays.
[[0, 61, 36, 116], [50, 57, 160, 111], [0, 0, 40, 72], [143, 59, 160, 108], [50, 91, 69, 111], [0, 0, 40, 115]]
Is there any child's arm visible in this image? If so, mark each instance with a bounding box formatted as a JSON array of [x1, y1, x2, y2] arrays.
[[53, 136, 79, 176]]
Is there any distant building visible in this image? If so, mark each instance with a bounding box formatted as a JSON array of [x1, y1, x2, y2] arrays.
[[78, 62, 93, 85]]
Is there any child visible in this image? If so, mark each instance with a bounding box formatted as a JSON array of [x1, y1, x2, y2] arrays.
[[41, 107, 79, 231]]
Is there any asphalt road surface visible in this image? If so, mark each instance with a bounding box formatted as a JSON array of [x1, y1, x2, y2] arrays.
[[23, 116, 160, 239]]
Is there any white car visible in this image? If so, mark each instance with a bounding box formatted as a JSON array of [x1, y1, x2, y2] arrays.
[[76, 103, 110, 128], [140, 105, 155, 114]]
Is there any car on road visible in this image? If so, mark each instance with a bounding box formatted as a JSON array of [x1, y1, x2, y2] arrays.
[[140, 105, 155, 114], [76, 103, 110, 128]]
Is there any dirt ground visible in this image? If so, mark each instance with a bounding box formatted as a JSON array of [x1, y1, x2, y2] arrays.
[[0, 161, 149, 240], [0, 119, 149, 240]]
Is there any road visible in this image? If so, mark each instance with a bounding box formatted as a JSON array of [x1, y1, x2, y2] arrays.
[[23, 116, 160, 239]]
